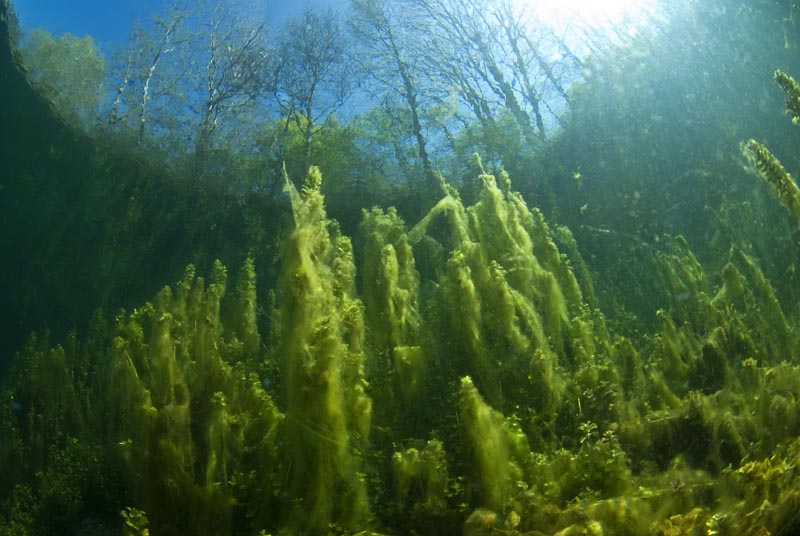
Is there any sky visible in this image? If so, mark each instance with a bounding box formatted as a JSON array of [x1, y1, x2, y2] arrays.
[[10, 0, 342, 50], [11, 0, 656, 55], [13, 0, 168, 47]]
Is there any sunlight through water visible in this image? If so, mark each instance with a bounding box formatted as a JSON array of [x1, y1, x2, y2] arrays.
[[520, 0, 657, 41]]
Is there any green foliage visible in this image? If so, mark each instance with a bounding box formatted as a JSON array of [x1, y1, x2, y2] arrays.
[[391, 440, 448, 514], [105, 261, 285, 535], [359, 206, 424, 415], [264, 115, 389, 234], [20, 28, 105, 129], [448, 111, 540, 202], [458, 376, 525, 512], [746, 70, 800, 229]]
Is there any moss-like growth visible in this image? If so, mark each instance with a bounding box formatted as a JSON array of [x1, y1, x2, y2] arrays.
[[775, 69, 800, 124], [277, 166, 372, 534], [360, 207, 424, 407], [458, 376, 527, 513], [391, 440, 448, 517], [407, 166, 592, 419], [746, 139, 800, 226], [121, 507, 149, 536], [231, 256, 260, 358], [5, 161, 800, 535], [103, 260, 285, 534]]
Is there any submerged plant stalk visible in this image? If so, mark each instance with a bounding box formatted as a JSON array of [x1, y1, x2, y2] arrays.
[[745, 139, 800, 226]]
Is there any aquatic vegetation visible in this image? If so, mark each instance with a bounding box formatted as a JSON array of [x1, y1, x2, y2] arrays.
[[744, 69, 800, 228], [277, 166, 372, 533], [745, 139, 800, 226], [775, 70, 800, 125], [391, 439, 449, 522], [4, 6, 800, 527], [121, 507, 149, 536], [104, 260, 286, 534], [4, 154, 800, 535]]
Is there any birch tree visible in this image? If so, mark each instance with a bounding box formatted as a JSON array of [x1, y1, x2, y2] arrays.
[[107, 3, 191, 145], [195, 0, 273, 159]]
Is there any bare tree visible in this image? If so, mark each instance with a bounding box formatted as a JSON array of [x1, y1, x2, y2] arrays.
[[138, 13, 185, 143], [195, 0, 273, 159], [275, 7, 355, 175], [409, 0, 582, 145], [105, 0, 273, 166], [350, 0, 439, 195], [107, 3, 191, 144], [415, 0, 537, 139]]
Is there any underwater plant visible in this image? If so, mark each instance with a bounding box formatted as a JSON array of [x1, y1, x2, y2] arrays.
[[746, 138, 800, 227], [4, 157, 800, 535], [745, 69, 800, 228], [6, 0, 800, 531]]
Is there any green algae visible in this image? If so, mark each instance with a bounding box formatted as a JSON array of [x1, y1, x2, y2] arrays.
[[4, 159, 800, 535], [278, 166, 372, 534]]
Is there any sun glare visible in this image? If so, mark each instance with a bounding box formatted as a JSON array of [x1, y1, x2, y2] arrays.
[[524, 0, 655, 38]]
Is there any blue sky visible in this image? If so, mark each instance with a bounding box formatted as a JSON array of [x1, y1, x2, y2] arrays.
[[13, 0, 166, 47], [11, 0, 344, 49]]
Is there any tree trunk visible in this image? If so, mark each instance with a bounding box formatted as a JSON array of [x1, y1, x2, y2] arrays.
[[387, 26, 438, 198]]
